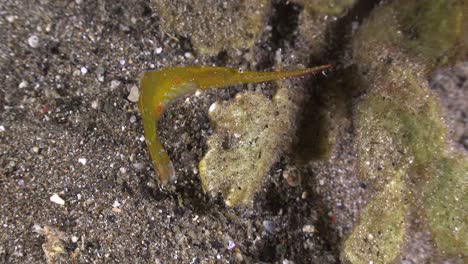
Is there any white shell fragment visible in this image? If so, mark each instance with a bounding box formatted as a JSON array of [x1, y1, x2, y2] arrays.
[[128, 85, 140, 102], [50, 193, 65, 205], [28, 35, 39, 48], [208, 102, 218, 113]]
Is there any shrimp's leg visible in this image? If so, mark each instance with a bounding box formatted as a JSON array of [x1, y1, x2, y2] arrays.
[[141, 106, 175, 185]]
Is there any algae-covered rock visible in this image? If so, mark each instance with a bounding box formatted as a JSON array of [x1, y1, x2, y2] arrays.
[[151, 0, 270, 55], [300, 0, 356, 16], [343, 178, 406, 264], [343, 0, 468, 262], [353, 0, 465, 78], [348, 68, 468, 262], [397, 1, 465, 67], [293, 0, 357, 57], [354, 72, 446, 190], [199, 80, 304, 206], [423, 156, 467, 254]]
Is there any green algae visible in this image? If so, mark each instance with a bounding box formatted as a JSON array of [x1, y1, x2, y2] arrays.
[[353, 0, 465, 78], [397, 0, 464, 67], [423, 156, 468, 254], [354, 71, 447, 187], [349, 64, 468, 262], [199, 79, 306, 206], [199, 92, 281, 206], [151, 0, 270, 55], [344, 0, 468, 262], [343, 178, 406, 264], [300, 0, 356, 16]]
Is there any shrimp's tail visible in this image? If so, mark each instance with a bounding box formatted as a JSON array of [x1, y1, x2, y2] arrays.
[[235, 64, 332, 84]]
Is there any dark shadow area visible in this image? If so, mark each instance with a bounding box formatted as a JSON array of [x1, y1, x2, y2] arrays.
[[296, 0, 381, 162], [294, 0, 381, 258], [256, 0, 303, 69]]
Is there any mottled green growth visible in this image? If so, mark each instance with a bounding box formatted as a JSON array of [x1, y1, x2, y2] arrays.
[[200, 81, 304, 206], [199, 93, 279, 206], [354, 72, 446, 189], [349, 65, 468, 262], [294, 0, 356, 58], [353, 0, 465, 77], [301, 0, 356, 16], [344, 178, 406, 264], [151, 0, 270, 55], [344, 0, 468, 262], [397, 0, 464, 67], [423, 156, 468, 254]]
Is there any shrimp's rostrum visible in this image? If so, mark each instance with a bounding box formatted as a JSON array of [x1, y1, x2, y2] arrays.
[[139, 65, 331, 184]]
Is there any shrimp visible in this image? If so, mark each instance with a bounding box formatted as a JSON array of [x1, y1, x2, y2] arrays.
[[138, 65, 331, 184]]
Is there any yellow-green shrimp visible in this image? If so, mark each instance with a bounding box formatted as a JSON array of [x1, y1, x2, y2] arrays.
[[139, 65, 331, 184]]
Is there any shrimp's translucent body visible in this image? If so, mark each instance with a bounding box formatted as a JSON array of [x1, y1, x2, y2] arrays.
[[139, 65, 331, 184]]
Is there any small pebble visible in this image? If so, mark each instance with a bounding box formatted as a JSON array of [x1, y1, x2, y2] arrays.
[[80, 67, 88, 75], [208, 102, 218, 113], [129, 115, 136, 123], [78, 158, 87, 165], [0, 125, 5, 132], [32, 224, 43, 234], [301, 191, 308, 199], [6, 15, 16, 23], [18, 81, 29, 89], [302, 225, 315, 233], [95, 66, 105, 82], [262, 220, 276, 234], [28, 35, 39, 48], [110, 80, 121, 90], [112, 200, 121, 208], [283, 167, 300, 187], [155, 47, 163, 54], [184, 52, 194, 59], [50, 193, 65, 206], [227, 240, 236, 250], [119, 59, 126, 65], [72, 69, 81, 76], [75, 0, 83, 4], [128, 85, 140, 102], [132, 163, 144, 171], [91, 100, 99, 109], [71, 236, 79, 243], [32, 147, 40, 153]]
